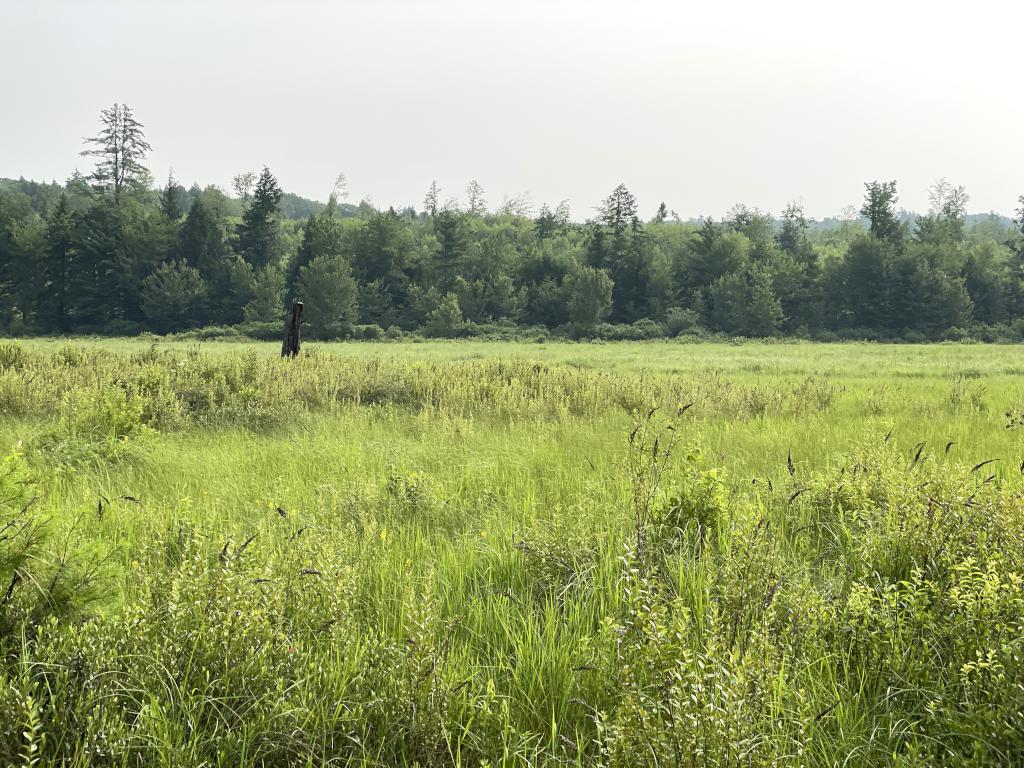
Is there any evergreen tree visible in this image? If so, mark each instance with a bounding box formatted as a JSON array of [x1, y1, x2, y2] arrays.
[[829, 234, 894, 330], [0, 191, 44, 327], [244, 265, 285, 323], [296, 255, 358, 338], [161, 172, 183, 221], [423, 292, 465, 337], [352, 208, 413, 326], [286, 198, 346, 297], [237, 167, 283, 269], [67, 201, 127, 327], [775, 202, 822, 329], [432, 209, 468, 291], [591, 183, 652, 322], [38, 196, 75, 332], [707, 264, 784, 336], [80, 103, 152, 201], [180, 196, 229, 276], [677, 222, 750, 303], [962, 240, 1009, 325], [140, 260, 207, 332], [423, 181, 441, 216]]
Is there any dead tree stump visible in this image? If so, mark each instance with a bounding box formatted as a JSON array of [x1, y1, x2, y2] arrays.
[[281, 300, 303, 358]]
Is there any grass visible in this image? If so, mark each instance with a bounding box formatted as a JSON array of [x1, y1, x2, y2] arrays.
[[0, 339, 1022, 766]]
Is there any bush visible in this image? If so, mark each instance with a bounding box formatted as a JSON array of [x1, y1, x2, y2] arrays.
[[0, 342, 27, 371], [665, 307, 704, 337], [837, 326, 884, 342], [179, 325, 242, 341], [900, 329, 928, 344], [591, 320, 666, 341], [235, 321, 282, 341], [352, 324, 385, 340]]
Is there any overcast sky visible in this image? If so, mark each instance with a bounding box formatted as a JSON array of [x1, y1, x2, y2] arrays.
[[2, 0, 1021, 220]]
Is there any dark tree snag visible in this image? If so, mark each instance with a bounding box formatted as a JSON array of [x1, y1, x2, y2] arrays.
[[281, 300, 303, 358]]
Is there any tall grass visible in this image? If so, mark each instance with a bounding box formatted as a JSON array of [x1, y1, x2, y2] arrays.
[[0, 340, 1021, 766]]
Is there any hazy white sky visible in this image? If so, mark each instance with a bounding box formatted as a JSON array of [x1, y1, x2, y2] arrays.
[[2, 0, 1021, 219]]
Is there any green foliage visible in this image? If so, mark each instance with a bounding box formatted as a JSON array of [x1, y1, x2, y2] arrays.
[[3, 125, 1024, 342], [665, 307, 704, 336], [565, 266, 613, 329], [707, 264, 784, 336], [423, 292, 465, 337], [0, 450, 107, 645], [243, 265, 285, 323], [296, 255, 358, 338], [861, 179, 904, 245], [140, 260, 207, 332], [237, 167, 283, 269]]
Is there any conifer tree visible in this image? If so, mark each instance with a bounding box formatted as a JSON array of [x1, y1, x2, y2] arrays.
[[80, 103, 152, 201], [237, 167, 283, 269]]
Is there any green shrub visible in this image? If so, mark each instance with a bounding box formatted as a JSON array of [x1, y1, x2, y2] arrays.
[[0, 342, 27, 371], [665, 307, 704, 337], [353, 323, 385, 340]]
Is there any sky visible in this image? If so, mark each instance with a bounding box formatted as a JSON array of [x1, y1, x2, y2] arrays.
[[1, 0, 1021, 221]]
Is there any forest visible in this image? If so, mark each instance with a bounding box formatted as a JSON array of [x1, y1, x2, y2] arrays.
[[1, 104, 1023, 342]]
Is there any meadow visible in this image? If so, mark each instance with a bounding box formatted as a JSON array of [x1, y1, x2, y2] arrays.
[[0, 339, 1022, 766]]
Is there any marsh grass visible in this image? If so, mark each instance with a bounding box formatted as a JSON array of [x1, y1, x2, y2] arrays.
[[0, 340, 1022, 766]]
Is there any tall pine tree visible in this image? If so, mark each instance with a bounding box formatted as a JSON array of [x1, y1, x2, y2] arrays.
[[237, 167, 283, 269]]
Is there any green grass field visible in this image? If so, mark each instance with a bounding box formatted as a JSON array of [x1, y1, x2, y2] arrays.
[[1, 340, 1022, 766]]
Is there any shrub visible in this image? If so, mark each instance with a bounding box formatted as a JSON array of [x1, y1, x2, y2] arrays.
[[353, 324, 385, 340], [34, 387, 153, 465], [423, 293, 465, 337], [665, 307, 704, 337], [235, 320, 282, 341], [0, 342, 27, 371]]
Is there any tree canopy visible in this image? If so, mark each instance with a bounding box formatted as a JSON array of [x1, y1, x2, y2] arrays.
[[1, 107, 1023, 342]]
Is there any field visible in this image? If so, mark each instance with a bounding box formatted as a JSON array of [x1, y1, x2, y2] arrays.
[[0, 339, 1022, 766]]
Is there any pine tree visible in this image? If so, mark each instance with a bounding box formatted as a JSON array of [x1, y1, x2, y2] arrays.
[[287, 201, 346, 297], [296, 255, 358, 338], [432, 209, 468, 291], [140, 260, 208, 332], [67, 201, 127, 327], [80, 103, 152, 201], [237, 167, 283, 269], [599, 183, 640, 235], [423, 181, 441, 216], [593, 183, 650, 321], [180, 196, 229, 276], [161, 172, 182, 221]]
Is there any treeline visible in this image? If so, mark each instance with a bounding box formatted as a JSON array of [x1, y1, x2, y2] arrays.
[[2, 104, 1024, 342]]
